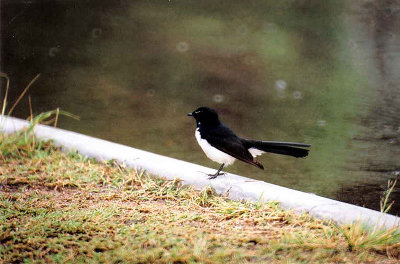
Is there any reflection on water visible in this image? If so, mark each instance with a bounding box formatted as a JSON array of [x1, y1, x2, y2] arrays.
[[1, 0, 399, 214]]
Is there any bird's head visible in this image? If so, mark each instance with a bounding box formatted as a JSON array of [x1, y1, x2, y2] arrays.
[[188, 107, 220, 126]]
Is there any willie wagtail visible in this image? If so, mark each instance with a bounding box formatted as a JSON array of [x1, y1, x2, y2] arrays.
[[188, 107, 311, 179]]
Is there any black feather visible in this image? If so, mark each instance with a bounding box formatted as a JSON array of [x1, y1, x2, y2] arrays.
[[199, 123, 264, 169], [243, 140, 310, 158]]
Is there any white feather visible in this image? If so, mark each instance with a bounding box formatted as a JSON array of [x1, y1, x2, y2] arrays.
[[248, 147, 265, 157], [195, 129, 236, 166]]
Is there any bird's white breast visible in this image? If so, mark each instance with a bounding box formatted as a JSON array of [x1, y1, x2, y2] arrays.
[[195, 128, 236, 166]]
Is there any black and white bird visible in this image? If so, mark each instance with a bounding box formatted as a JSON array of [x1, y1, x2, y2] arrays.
[[188, 107, 311, 179]]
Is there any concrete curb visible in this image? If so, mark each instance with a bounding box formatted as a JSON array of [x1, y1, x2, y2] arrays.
[[1, 115, 399, 229]]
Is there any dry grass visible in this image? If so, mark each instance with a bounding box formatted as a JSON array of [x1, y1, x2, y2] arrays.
[[1, 130, 400, 263]]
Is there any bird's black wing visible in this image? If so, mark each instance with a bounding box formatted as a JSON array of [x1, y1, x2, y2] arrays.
[[200, 124, 264, 169]]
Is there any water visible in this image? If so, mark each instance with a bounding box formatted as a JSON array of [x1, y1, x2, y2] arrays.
[[1, 0, 400, 214]]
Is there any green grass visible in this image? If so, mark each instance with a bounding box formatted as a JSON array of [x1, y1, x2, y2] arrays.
[[1, 129, 400, 263]]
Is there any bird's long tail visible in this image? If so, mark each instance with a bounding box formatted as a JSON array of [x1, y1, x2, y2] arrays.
[[243, 140, 310, 158]]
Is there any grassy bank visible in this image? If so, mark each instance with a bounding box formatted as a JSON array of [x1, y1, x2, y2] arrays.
[[1, 130, 400, 263]]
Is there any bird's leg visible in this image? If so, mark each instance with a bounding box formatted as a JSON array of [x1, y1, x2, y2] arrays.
[[208, 163, 225, 179]]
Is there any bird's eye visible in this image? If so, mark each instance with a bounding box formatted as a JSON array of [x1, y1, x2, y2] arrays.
[[195, 111, 200, 114]]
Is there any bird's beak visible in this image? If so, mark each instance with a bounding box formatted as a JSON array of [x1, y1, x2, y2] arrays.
[[187, 112, 193, 116]]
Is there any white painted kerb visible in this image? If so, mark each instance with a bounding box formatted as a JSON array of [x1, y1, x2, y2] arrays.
[[1, 115, 399, 229]]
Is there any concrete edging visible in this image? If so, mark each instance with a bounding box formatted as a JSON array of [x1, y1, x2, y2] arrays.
[[1, 115, 399, 229]]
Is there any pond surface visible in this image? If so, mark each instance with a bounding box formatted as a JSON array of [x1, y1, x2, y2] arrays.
[[2, 1, 400, 214]]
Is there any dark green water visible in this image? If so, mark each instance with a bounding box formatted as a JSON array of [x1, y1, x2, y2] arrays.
[[2, 0, 400, 214]]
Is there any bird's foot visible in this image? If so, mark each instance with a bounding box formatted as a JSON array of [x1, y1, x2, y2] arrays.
[[208, 172, 225, 179]]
